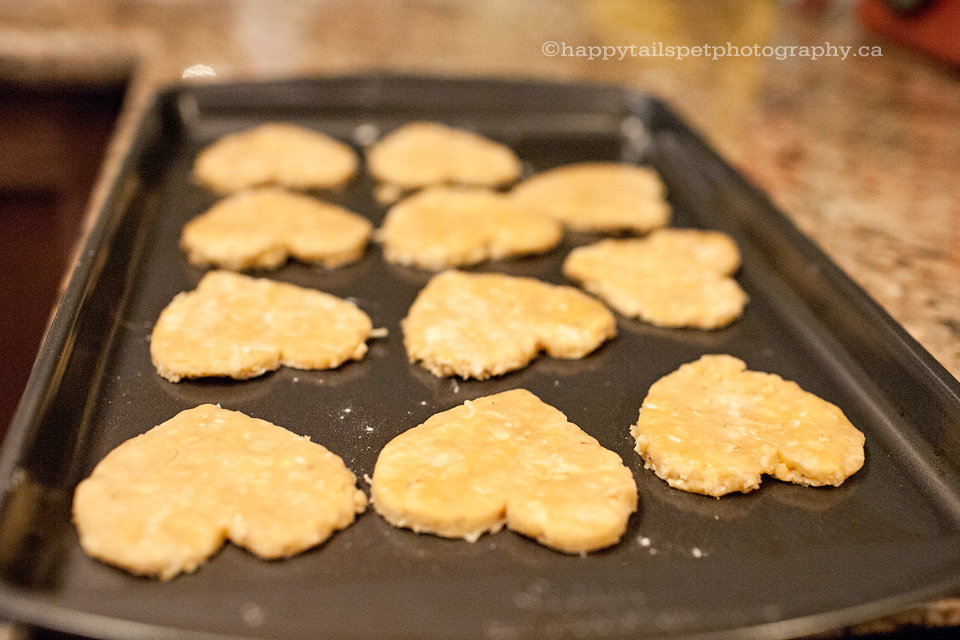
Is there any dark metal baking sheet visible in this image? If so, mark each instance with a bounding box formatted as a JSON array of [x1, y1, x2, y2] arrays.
[[1, 75, 960, 640]]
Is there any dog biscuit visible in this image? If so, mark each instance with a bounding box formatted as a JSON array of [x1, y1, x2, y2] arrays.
[[182, 188, 371, 270], [378, 186, 561, 270], [632, 355, 865, 497], [193, 123, 358, 193], [372, 389, 637, 553], [403, 271, 616, 379], [368, 122, 522, 189], [511, 162, 670, 232], [564, 229, 747, 329], [151, 271, 373, 381], [73, 404, 366, 579]]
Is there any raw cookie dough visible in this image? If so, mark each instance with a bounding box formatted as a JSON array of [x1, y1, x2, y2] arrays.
[[182, 188, 372, 270], [377, 186, 562, 270], [151, 271, 373, 382], [632, 355, 866, 497], [564, 228, 748, 329], [510, 162, 670, 232], [371, 389, 637, 553], [193, 123, 358, 193], [73, 404, 367, 579], [403, 271, 616, 379], [367, 122, 522, 190]]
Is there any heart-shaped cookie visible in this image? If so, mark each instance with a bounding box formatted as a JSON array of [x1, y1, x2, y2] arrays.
[[368, 122, 522, 190], [371, 389, 637, 553], [377, 186, 562, 270], [632, 355, 865, 497], [73, 404, 367, 579], [181, 188, 372, 270], [151, 271, 374, 382], [510, 162, 671, 232], [564, 229, 748, 329], [193, 123, 358, 194], [402, 271, 616, 379]]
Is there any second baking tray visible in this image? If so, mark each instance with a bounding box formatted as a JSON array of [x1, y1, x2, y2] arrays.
[[1, 75, 960, 640]]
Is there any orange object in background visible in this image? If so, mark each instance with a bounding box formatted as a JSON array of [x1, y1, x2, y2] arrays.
[[858, 0, 960, 67]]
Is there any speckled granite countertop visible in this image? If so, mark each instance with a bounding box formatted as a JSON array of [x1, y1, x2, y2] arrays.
[[1, 0, 959, 636]]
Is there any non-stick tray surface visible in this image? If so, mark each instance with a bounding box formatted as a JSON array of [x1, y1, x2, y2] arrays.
[[1, 76, 960, 640]]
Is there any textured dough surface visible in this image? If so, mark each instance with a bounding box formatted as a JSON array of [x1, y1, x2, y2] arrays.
[[371, 389, 637, 552], [378, 186, 562, 269], [182, 188, 372, 270], [632, 355, 865, 497], [151, 271, 372, 381], [510, 162, 670, 232], [73, 404, 367, 580], [368, 122, 522, 189], [193, 123, 358, 193], [564, 229, 748, 329], [403, 271, 616, 379]]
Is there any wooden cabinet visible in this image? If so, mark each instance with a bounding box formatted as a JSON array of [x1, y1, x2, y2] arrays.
[[0, 84, 124, 436]]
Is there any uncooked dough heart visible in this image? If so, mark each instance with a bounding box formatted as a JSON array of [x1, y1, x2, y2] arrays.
[[371, 389, 637, 553], [368, 121, 522, 189], [181, 188, 372, 270], [402, 270, 616, 379], [73, 404, 367, 579], [151, 271, 374, 382], [632, 355, 865, 497], [564, 228, 748, 329], [193, 122, 358, 193], [510, 162, 670, 233], [377, 186, 562, 270]]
